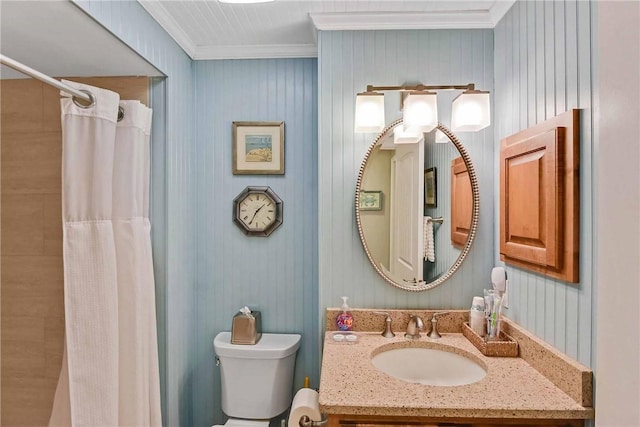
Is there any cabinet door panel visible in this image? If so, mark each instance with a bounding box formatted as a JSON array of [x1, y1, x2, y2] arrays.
[[499, 109, 580, 283], [500, 128, 564, 268], [451, 156, 472, 248]]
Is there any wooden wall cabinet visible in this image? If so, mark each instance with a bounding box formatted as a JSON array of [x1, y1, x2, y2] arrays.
[[450, 156, 472, 248], [499, 110, 580, 283]]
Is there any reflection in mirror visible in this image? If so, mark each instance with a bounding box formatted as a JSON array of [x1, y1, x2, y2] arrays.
[[356, 119, 479, 292]]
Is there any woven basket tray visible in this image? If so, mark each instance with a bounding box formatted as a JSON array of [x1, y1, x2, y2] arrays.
[[462, 321, 519, 357]]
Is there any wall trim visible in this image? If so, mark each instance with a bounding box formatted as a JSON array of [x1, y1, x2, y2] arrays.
[[312, 11, 491, 31], [138, 0, 196, 58], [192, 44, 318, 60]]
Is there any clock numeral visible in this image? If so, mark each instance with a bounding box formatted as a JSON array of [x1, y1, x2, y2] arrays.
[[243, 215, 249, 220]]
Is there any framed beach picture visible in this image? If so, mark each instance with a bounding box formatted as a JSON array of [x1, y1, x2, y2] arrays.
[[232, 121, 285, 175], [359, 191, 383, 211], [425, 167, 437, 208]]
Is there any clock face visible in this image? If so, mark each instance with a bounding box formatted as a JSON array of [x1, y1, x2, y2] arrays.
[[238, 192, 276, 231], [233, 186, 283, 236]]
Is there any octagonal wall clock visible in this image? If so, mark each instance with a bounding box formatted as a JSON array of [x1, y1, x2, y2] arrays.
[[233, 186, 283, 237]]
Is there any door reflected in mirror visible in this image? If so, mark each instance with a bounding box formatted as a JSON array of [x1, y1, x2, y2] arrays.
[[356, 120, 479, 291]]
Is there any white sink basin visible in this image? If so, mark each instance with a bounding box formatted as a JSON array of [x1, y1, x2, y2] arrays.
[[371, 347, 486, 386]]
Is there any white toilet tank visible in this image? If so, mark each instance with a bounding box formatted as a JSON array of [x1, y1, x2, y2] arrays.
[[214, 332, 301, 420]]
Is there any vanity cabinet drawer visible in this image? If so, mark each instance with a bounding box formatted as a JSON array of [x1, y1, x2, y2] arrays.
[[328, 414, 583, 427]]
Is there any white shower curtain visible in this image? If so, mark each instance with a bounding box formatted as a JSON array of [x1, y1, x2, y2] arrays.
[[49, 81, 161, 427]]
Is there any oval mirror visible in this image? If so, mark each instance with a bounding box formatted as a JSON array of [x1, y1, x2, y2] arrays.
[[356, 120, 479, 291]]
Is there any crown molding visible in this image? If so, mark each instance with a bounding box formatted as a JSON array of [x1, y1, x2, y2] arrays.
[[489, 0, 517, 26], [311, 11, 492, 31], [138, 0, 516, 60], [310, 1, 515, 31], [193, 44, 317, 60], [138, 1, 196, 58]]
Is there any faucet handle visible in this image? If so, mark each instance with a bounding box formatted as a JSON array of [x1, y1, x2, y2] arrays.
[[373, 311, 395, 338], [427, 311, 449, 339]]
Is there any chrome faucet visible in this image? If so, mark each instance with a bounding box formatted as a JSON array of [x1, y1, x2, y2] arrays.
[[404, 315, 424, 339], [427, 311, 450, 339]]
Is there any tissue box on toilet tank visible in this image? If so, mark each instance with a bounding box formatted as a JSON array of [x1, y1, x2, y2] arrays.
[[231, 310, 262, 344]]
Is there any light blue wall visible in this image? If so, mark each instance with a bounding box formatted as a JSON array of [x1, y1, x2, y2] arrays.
[[73, 2, 197, 425], [493, 0, 595, 367], [192, 59, 319, 427], [318, 30, 495, 310]]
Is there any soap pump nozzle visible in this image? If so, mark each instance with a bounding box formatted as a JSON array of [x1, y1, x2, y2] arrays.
[[340, 296, 350, 312]]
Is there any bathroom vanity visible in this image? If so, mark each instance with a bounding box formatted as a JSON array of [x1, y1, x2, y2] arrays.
[[318, 310, 593, 427]]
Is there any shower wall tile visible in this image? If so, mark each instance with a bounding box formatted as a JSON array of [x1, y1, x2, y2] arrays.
[[1, 195, 44, 254], [43, 194, 63, 256], [0, 79, 45, 132], [1, 316, 45, 343], [44, 317, 65, 379], [1, 377, 58, 427], [1, 133, 62, 195], [2, 340, 46, 377]]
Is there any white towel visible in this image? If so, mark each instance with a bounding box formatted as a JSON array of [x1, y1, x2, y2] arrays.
[[424, 216, 435, 262]]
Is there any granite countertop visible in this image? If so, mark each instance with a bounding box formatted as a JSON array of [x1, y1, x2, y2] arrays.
[[318, 330, 594, 420]]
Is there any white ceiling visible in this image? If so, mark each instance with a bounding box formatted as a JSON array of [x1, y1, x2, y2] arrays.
[[139, 0, 515, 60], [0, 0, 514, 81], [0, 1, 162, 79]]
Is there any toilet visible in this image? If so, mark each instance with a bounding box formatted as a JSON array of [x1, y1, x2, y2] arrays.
[[213, 331, 302, 427]]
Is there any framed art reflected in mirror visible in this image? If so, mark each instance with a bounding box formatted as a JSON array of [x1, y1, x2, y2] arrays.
[[360, 191, 383, 211], [425, 167, 437, 208]]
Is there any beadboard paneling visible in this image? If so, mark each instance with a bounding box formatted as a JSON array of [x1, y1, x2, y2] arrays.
[[72, 2, 196, 425], [193, 59, 318, 427], [318, 30, 495, 311], [493, 0, 594, 367]]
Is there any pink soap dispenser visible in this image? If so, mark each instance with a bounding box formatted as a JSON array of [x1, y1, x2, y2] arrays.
[[336, 296, 354, 331]]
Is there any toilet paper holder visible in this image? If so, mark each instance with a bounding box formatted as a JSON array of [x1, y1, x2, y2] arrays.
[[298, 415, 328, 427]]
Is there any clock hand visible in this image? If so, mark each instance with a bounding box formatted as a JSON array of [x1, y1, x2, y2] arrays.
[[248, 204, 266, 225]]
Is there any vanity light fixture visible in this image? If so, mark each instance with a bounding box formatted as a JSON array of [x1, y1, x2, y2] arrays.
[[354, 83, 491, 134], [403, 91, 438, 133], [393, 126, 424, 144], [451, 88, 491, 132], [354, 90, 385, 133]]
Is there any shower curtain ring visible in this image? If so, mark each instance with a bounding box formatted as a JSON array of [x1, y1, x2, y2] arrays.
[[117, 106, 125, 122], [72, 90, 96, 109]]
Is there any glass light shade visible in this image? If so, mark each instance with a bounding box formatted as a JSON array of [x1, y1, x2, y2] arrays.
[[435, 129, 449, 143], [393, 127, 423, 144], [355, 92, 385, 133], [403, 91, 438, 133], [451, 90, 490, 131]]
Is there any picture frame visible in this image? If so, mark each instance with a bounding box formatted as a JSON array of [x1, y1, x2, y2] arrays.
[[359, 191, 383, 211], [232, 121, 284, 175], [425, 167, 437, 208]]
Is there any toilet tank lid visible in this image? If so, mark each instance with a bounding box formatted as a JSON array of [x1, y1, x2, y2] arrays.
[[214, 332, 301, 359]]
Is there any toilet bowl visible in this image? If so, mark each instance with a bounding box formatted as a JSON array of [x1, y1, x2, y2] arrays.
[[213, 332, 301, 427]]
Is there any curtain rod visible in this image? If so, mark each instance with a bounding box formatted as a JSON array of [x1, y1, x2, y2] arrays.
[[0, 54, 92, 103]]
